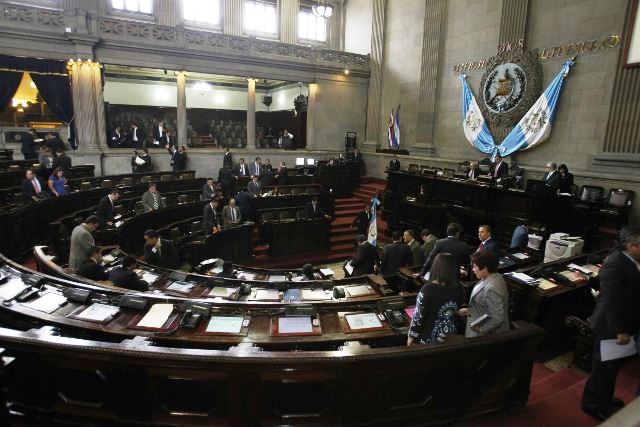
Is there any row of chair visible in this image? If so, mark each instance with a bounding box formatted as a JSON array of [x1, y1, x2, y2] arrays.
[[88, 174, 193, 191], [260, 210, 307, 223]]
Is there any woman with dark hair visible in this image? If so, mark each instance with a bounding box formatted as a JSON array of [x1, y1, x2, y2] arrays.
[[301, 263, 315, 280], [558, 163, 574, 194], [48, 167, 67, 197], [407, 253, 464, 345]]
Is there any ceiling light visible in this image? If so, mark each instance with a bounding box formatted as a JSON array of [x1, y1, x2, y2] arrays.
[[312, 1, 333, 18]]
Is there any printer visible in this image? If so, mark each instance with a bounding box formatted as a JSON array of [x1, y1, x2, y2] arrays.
[[544, 233, 585, 263]]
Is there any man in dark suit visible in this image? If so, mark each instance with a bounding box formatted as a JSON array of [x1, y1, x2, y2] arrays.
[[44, 132, 64, 154], [418, 223, 470, 276], [202, 178, 216, 200], [305, 197, 330, 219], [581, 226, 640, 421], [380, 231, 411, 275], [249, 157, 262, 177], [275, 161, 288, 185], [20, 129, 38, 160], [489, 154, 509, 179], [403, 229, 423, 266], [543, 162, 561, 190], [222, 147, 232, 169], [109, 125, 125, 147], [217, 165, 234, 197], [78, 246, 109, 281], [108, 255, 149, 291], [233, 157, 250, 177], [152, 121, 166, 147], [352, 204, 372, 237], [259, 167, 274, 187], [168, 145, 181, 172], [96, 189, 121, 228], [202, 198, 221, 234], [128, 122, 145, 148], [52, 149, 72, 174], [235, 190, 251, 220], [247, 175, 262, 197], [351, 235, 378, 276], [467, 161, 481, 180], [475, 225, 500, 255], [388, 155, 401, 172], [21, 169, 48, 202], [143, 229, 180, 269]]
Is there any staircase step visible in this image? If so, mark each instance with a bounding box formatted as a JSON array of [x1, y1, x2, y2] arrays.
[[529, 368, 586, 404], [531, 363, 556, 385]]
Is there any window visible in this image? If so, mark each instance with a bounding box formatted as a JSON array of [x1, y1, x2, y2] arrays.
[[245, 0, 277, 36], [298, 8, 326, 42], [183, 0, 221, 27], [112, 0, 153, 14]]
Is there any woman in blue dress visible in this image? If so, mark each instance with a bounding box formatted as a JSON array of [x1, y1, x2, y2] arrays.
[[407, 252, 464, 345], [48, 167, 67, 197]]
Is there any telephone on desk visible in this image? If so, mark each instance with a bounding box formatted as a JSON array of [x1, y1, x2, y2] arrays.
[[180, 310, 203, 329], [383, 309, 407, 328]]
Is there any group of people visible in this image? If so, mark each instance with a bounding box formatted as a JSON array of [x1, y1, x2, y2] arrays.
[[216, 151, 288, 198], [129, 145, 187, 174], [20, 150, 73, 202], [110, 121, 175, 149]]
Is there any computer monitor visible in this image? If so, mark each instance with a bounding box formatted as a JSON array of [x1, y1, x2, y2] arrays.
[[295, 157, 305, 166], [306, 158, 315, 166]]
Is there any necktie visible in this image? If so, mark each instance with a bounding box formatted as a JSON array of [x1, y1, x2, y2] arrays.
[[153, 194, 158, 210], [241, 165, 245, 175], [133, 129, 137, 141], [478, 242, 484, 253], [256, 164, 260, 175], [231, 208, 236, 222], [32, 179, 40, 193]]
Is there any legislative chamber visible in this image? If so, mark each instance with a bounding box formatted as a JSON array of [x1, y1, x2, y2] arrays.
[[0, 0, 638, 426]]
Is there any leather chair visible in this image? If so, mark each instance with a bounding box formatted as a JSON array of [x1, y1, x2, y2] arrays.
[[261, 212, 276, 223], [296, 210, 306, 220], [140, 176, 152, 183], [7, 165, 21, 172], [79, 182, 92, 192], [100, 180, 113, 189], [190, 221, 201, 234], [443, 168, 456, 178], [291, 187, 302, 196], [162, 196, 175, 206], [120, 177, 133, 186], [160, 175, 173, 181], [599, 189, 635, 229], [170, 227, 181, 242], [408, 164, 419, 173], [134, 201, 145, 215], [279, 210, 295, 221], [114, 205, 125, 216], [177, 195, 191, 204], [578, 185, 605, 204]]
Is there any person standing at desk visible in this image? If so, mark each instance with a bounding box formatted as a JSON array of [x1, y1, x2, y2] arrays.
[[222, 198, 242, 228], [234, 157, 250, 177], [143, 229, 180, 269], [558, 164, 574, 194], [581, 226, 640, 422], [20, 129, 38, 160], [248, 175, 262, 197], [403, 229, 424, 267], [351, 234, 378, 276], [510, 220, 530, 250], [235, 190, 251, 220], [352, 204, 372, 237], [388, 154, 401, 171], [128, 122, 145, 148], [152, 121, 166, 147], [380, 231, 411, 276], [249, 157, 262, 177], [489, 154, 509, 179], [78, 246, 109, 281], [420, 228, 437, 261], [275, 161, 288, 185], [21, 169, 48, 202], [475, 225, 499, 255], [108, 255, 149, 291], [217, 165, 234, 197], [305, 197, 330, 219], [202, 197, 221, 234], [222, 147, 233, 169], [141, 182, 165, 212], [543, 162, 561, 190], [96, 189, 121, 228], [168, 145, 180, 172], [47, 167, 67, 197], [417, 223, 469, 276], [69, 215, 100, 271], [202, 178, 216, 200]]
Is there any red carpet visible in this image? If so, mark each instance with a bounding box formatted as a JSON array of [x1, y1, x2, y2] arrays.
[[464, 359, 640, 426]]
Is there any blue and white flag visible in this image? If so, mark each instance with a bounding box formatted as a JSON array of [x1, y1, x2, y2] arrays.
[[393, 105, 401, 148], [459, 74, 497, 157], [500, 59, 574, 155], [368, 196, 381, 246]]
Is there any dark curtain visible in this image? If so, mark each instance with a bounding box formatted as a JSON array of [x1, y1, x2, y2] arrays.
[[30, 73, 77, 149], [0, 70, 23, 113], [0, 54, 67, 74]]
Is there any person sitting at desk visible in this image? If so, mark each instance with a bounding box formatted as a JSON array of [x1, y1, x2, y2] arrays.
[[380, 231, 411, 276], [141, 182, 165, 212], [558, 163, 574, 194], [222, 198, 242, 228], [543, 162, 561, 190], [78, 246, 109, 281], [48, 167, 67, 197], [96, 189, 121, 229], [108, 255, 149, 291], [510, 220, 530, 250], [202, 197, 221, 234], [143, 229, 180, 269], [467, 161, 481, 180], [403, 229, 423, 267], [352, 204, 372, 237], [248, 175, 262, 197], [302, 263, 315, 280], [233, 157, 250, 177], [475, 225, 499, 255], [351, 234, 378, 276], [305, 197, 330, 219], [408, 253, 464, 345], [459, 252, 510, 337], [21, 169, 49, 203], [275, 161, 288, 185], [489, 154, 509, 179], [69, 215, 100, 271], [417, 223, 469, 277], [52, 149, 71, 174], [388, 154, 401, 171], [420, 228, 438, 261], [202, 178, 216, 200], [217, 260, 237, 279]]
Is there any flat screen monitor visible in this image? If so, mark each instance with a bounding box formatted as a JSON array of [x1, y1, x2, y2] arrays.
[[306, 158, 315, 166], [295, 157, 305, 166]]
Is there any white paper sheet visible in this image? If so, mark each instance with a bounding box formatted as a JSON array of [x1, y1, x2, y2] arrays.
[[23, 292, 67, 313], [166, 281, 194, 293], [210, 266, 223, 274], [254, 289, 280, 301], [320, 268, 335, 276], [344, 262, 354, 276], [207, 287, 236, 298], [301, 289, 330, 300], [206, 316, 244, 333], [137, 303, 173, 328], [512, 253, 529, 260], [238, 272, 255, 280], [75, 303, 119, 322], [567, 263, 593, 275], [345, 312, 382, 330], [601, 337, 637, 361], [139, 271, 159, 284], [510, 272, 538, 283], [278, 317, 313, 333], [268, 275, 286, 282], [346, 285, 371, 297], [0, 278, 29, 300], [469, 313, 490, 327]]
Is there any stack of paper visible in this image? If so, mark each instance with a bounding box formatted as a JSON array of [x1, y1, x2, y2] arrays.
[[509, 272, 538, 285], [278, 317, 313, 334], [206, 316, 244, 333], [207, 287, 236, 298], [254, 289, 280, 301], [137, 303, 173, 328], [512, 253, 529, 260], [0, 278, 29, 300], [301, 289, 330, 300], [346, 285, 371, 297], [537, 279, 558, 291], [75, 303, 119, 322], [268, 275, 286, 282], [23, 292, 67, 313], [320, 268, 335, 277], [345, 313, 382, 330], [567, 263, 593, 275], [139, 271, 159, 284], [166, 281, 194, 293]]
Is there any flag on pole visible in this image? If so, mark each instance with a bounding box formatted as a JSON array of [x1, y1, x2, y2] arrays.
[[393, 105, 401, 148], [368, 196, 381, 246], [459, 74, 497, 158], [387, 110, 395, 148]]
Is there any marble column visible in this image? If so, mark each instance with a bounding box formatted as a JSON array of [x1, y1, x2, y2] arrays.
[[306, 83, 318, 150], [224, 0, 243, 37], [280, 0, 298, 44], [69, 60, 102, 150], [363, 0, 386, 152], [247, 78, 256, 148], [155, 0, 179, 27], [413, 0, 447, 156], [176, 71, 187, 147]]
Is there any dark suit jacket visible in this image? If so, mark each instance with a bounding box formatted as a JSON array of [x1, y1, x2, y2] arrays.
[[169, 150, 181, 171], [259, 169, 274, 186], [420, 236, 470, 275], [543, 171, 561, 190], [78, 259, 108, 281], [388, 159, 400, 171], [109, 129, 125, 147], [351, 242, 378, 276], [475, 238, 500, 255], [202, 183, 216, 201], [490, 161, 509, 179], [558, 173, 574, 194], [223, 152, 232, 168], [152, 126, 166, 145], [21, 177, 46, 201], [305, 202, 326, 219], [128, 127, 145, 146], [218, 167, 233, 195], [143, 239, 180, 269], [108, 267, 149, 291], [247, 181, 262, 197], [96, 195, 115, 228], [380, 241, 411, 275], [45, 137, 64, 154], [275, 167, 288, 185], [590, 250, 640, 339], [21, 134, 36, 154], [52, 154, 72, 173], [235, 191, 251, 218], [352, 211, 371, 236], [202, 203, 221, 233], [233, 163, 250, 177]]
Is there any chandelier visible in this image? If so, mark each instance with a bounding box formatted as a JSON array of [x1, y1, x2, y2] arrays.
[[312, 1, 333, 18]]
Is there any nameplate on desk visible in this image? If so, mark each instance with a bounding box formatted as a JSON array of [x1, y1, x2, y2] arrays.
[[206, 316, 244, 334], [278, 317, 313, 334]]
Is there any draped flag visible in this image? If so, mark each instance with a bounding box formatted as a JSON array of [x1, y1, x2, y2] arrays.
[[387, 111, 395, 148], [393, 105, 401, 148], [459, 59, 575, 159], [368, 196, 381, 246]]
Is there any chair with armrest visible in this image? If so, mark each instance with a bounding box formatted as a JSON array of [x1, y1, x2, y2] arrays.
[[279, 210, 295, 221], [134, 201, 145, 215], [120, 177, 133, 186], [177, 194, 191, 204], [160, 175, 172, 182], [261, 212, 276, 223], [407, 164, 419, 173], [599, 189, 635, 229], [190, 221, 202, 234], [79, 182, 92, 192], [140, 175, 152, 183], [100, 180, 113, 189], [169, 227, 182, 242], [296, 209, 306, 220], [291, 187, 302, 196]]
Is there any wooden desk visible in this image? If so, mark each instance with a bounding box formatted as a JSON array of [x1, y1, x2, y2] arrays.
[[266, 218, 331, 257]]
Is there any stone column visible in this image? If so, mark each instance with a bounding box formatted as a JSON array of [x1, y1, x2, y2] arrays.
[[69, 60, 102, 150], [413, 0, 447, 156], [306, 83, 318, 150], [176, 71, 187, 147], [280, 0, 298, 44], [224, 0, 243, 37], [156, 0, 179, 27], [247, 78, 256, 148], [90, 62, 107, 149], [363, 0, 386, 152]]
